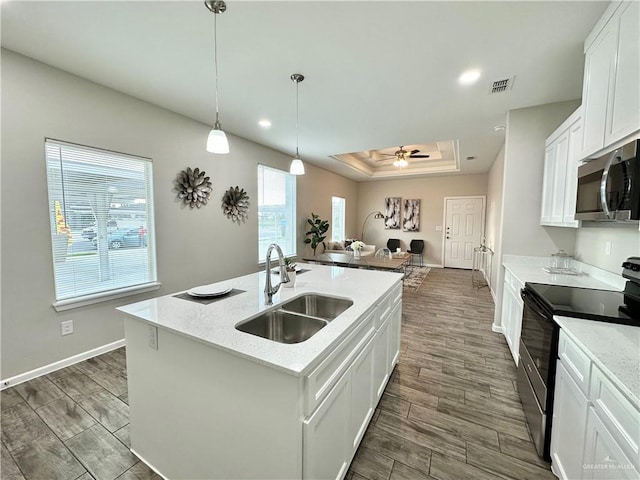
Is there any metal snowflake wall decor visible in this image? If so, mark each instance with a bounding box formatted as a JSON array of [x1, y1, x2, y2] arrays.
[[221, 186, 250, 223], [175, 167, 212, 209]]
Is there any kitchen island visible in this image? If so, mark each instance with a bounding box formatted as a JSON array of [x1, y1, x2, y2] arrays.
[[117, 263, 403, 480]]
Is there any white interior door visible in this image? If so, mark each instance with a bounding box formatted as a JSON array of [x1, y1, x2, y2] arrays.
[[444, 197, 485, 269]]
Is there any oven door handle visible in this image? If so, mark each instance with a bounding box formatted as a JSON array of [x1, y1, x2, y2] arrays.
[[600, 148, 620, 220], [521, 289, 552, 319]]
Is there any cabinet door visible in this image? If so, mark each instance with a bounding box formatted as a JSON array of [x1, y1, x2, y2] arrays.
[[551, 361, 589, 480], [373, 318, 390, 400], [606, 1, 640, 145], [540, 143, 556, 224], [349, 337, 375, 453], [582, 23, 617, 157], [388, 302, 402, 371], [303, 373, 350, 480], [501, 281, 522, 365], [583, 407, 639, 480], [550, 131, 570, 224], [563, 118, 583, 226]]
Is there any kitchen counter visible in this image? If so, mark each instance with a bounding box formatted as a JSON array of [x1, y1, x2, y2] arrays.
[[117, 263, 402, 376], [554, 316, 639, 408], [503, 254, 625, 291]]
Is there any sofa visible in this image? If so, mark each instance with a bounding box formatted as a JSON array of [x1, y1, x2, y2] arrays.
[[324, 240, 376, 257]]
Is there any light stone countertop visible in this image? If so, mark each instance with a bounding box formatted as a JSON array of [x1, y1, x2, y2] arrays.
[[554, 316, 640, 408], [117, 263, 403, 377], [503, 255, 625, 291]]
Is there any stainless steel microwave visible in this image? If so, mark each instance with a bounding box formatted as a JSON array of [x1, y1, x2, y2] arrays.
[[575, 139, 639, 221]]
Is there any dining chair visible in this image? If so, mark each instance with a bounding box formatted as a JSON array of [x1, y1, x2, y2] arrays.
[[386, 238, 400, 252], [408, 239, 425, 266]]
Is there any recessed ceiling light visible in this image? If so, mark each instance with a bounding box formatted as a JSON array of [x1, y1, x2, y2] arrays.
[[458, 69, 481, 86], [258, 119, 272, 128], [493, 125, 506, 132]]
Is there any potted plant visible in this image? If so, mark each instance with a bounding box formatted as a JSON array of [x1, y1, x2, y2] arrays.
[[304, 213, 330, 255], [283, 257, 297, 288]]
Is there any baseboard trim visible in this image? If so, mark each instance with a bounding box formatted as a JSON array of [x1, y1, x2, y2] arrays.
[[1, 339, 125, 390], [130, 448, 169, 480]]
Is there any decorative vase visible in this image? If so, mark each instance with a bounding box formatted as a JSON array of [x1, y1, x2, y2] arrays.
[[283, 270, 296, 288], [353, 250, 361, 259]]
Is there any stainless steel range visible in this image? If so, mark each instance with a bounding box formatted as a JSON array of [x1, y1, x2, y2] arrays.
[[517, 257, 640, 460]]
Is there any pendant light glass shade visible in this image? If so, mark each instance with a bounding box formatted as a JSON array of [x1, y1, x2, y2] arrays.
[[207, 121, 229, 153], [290, 155, 305, 175], [205, 1, 229, 154], [289, 73, 305, 175]]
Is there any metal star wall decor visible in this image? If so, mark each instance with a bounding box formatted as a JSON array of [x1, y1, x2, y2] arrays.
[[175, 167, 212, 209], [221, 186, 250, 223]]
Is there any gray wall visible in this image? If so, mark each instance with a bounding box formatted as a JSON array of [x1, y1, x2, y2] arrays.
[[486, 145, 505, 297], [0, 50, 357, 379], [356, 174, 488, 267], [493, 100, 581, 329]]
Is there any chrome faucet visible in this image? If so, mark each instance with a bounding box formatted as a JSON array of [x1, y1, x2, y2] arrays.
[[264, 243, 290, 305]]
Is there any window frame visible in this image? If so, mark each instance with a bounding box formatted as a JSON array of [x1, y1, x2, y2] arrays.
[[45, 138, 160, 311], [257, 164, 297, 262], [331, 196, 346, 242]]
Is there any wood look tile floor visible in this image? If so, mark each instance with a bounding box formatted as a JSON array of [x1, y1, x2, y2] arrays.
[[346, 268, 556, 480], [1, 268, 556, 480]]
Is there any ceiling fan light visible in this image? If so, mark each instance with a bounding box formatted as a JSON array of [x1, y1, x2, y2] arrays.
[[206, 126, 229, 154], [290, 156, 305, 175], [398, 158, 408, 168]]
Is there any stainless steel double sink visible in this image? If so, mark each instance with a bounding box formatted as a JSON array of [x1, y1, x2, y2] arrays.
[[236, 294, 353, 344]]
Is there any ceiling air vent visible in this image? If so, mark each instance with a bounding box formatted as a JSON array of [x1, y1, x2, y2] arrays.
[[466, 156, 477, 161], [490, 77, 514, 94]]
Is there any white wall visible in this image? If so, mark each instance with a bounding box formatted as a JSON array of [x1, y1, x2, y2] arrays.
[[0, 50, 357, 379], [575, 225, 640, 273], [357, 174, 488, 266], [486, 145, 505, 297]]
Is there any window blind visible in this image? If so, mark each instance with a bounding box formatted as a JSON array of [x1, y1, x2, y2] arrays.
[[331, 196, 346, 241], [45, 139, 157, 305]]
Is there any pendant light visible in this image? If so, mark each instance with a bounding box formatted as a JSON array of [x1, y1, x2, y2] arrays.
[[290, 73, 305, 175], [205, 0, 229, 154]]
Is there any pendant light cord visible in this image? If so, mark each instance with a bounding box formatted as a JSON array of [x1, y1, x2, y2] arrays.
[[213, 10, 220, 124], [295, 79, 299, 156]]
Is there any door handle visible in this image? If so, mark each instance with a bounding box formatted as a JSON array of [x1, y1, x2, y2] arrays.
[[600, 148, 619, 220]]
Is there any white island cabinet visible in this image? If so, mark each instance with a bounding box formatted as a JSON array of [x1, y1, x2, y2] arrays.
[[118, 264, 402, 480]]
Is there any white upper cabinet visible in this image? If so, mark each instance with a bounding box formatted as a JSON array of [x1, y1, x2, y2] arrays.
[[581, 1, 640, 159], [541, 107, 582, 228]]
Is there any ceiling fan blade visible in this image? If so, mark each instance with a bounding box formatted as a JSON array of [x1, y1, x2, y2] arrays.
[[409, 154, 430, 158], [409, 149, 420, 155]]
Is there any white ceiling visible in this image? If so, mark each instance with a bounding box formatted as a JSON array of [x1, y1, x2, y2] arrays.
[[1, 1, 609, 181]]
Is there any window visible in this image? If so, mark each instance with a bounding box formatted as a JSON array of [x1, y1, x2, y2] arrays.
[[45, 139, 158, 310], [258, 165, 296, 260], [331, 196, 346, 241]]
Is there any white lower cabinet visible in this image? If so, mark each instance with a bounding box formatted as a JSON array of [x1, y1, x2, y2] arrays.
[[303, 283, 402, 479], [303, 373, 351, 480], [551, 330, 640, 480], [583, 407, 639, 480], [349, 336, 375, 451], [501, 268, 523, 365], [551, 361, 589, 480], [373, 316, 390, 400]]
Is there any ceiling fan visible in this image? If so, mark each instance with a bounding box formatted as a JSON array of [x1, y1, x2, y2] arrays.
[[376, 146, 430, 168]]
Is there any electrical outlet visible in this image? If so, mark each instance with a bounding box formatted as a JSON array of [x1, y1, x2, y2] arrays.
[[148, 325, 158, 350], [605, 241, 612, 256], [61, 320, 73, 336]]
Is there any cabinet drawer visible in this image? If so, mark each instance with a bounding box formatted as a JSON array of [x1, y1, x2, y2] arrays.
[[589, 364, 640, 471], [376, 283, 401, 329], [504, 268, 524, 301], [558, 330, 591, 395], [305, 310, 376, 416]]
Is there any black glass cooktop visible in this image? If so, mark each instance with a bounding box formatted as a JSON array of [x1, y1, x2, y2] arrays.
[[526, 283, 640, 326]]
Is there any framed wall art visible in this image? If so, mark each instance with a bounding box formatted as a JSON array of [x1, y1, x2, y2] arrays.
[[384, 197, 401, 229], [403, 199, 420, 231]]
